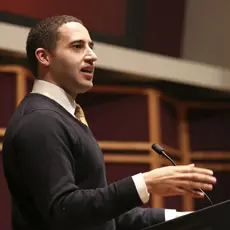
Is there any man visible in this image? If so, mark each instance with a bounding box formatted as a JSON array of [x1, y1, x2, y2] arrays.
[[2, 15, 216, 230]]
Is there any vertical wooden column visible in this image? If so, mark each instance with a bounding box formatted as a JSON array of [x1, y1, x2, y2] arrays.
[[0, 128, 5, 151], [16, 69, 27, 106], [178, 103, 194, 211], [17, 67, 32, 106], [146, 89, 163, 208]]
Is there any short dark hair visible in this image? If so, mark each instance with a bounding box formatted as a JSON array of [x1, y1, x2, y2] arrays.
[[26, 15, 83, 77]]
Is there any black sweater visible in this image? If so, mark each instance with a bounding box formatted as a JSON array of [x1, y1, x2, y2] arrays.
[[2, 93, 165, 230]]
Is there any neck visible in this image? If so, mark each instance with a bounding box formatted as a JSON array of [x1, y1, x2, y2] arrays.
[[38, 74, 78, 100]]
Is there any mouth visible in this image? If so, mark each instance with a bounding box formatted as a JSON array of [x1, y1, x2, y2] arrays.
[[80, 67, 94, 79]]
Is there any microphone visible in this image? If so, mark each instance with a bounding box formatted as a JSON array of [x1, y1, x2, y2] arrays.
[[151, 143, 213, 205]]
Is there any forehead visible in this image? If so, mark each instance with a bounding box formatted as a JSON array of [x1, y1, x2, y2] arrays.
[[58, 21, 92, 44]]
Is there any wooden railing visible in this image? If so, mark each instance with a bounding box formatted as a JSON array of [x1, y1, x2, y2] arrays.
[[1, 64, 230, 212]]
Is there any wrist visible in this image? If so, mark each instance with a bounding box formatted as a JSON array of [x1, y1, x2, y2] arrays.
[[143, 172, 152, 193], [132, 173, 150, 203]]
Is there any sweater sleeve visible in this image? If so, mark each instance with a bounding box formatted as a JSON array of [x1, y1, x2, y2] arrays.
[[13, 111, 143, 229], [115, 207, 165, 230]]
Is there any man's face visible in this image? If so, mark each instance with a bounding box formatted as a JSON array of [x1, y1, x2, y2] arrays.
[[49, 22, 97, 97]]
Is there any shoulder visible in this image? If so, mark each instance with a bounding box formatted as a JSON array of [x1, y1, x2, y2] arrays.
[[10, 109, 79, 151], [14, 110, 68, 138], [15, 93, 71, 131], [21, 93, 66, 116]]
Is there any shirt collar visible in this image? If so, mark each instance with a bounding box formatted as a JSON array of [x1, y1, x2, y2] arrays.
[[31, 79, 77, 116]]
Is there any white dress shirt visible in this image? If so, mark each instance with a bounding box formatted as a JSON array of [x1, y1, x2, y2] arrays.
[[31, 79, 189, 221]]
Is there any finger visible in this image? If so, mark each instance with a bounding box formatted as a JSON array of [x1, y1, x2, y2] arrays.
[[169, 187, 186, 196], [182, 188, 205, 198], [177, 172, 216, 184], [191, 167, 214, 176], [190, 191, 205, 198], [178, 165, 214, 176], [170, 187, 204, 198], [171, 179, 214, 191]]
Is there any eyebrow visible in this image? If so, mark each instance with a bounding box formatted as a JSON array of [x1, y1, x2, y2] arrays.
[[70, 40, 94, 48]]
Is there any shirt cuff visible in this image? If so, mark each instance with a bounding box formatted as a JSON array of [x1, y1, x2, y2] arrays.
[[132, 173, 150, 204], [165, 209, 177, 221], [165, 210, 192, 221]]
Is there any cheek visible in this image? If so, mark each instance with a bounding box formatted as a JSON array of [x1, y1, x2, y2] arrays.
[[51, 53, 82, 78], [55, 59, 77, 74], [51, 57, 65, 71], [62, 57, 81, 73]]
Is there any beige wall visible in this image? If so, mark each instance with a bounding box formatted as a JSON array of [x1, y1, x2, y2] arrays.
[[182, 0, 230, 69]]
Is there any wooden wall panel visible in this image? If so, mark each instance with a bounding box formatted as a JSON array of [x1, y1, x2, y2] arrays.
[[187, 106, 230, 209], [0, 72, 16, 126], [188, 108, 230, 151], [0, 153, 11, 230], [105, 162, 152, 207], [105, 162, 150, 184], [160, 98, 179, 149], [194, 171, 230, 210], [77, 92, 150, 142], [164, 196, 182, 211], [1, 65, 230, 230]]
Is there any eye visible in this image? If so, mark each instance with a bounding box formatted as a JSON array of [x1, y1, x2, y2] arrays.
[[89, 42, 94, 50], [74, 44, 82, 49]]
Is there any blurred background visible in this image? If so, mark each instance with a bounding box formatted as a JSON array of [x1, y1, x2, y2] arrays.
[[1, 1, 230, 229]]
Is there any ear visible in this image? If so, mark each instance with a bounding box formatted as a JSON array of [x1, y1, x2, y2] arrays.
[[35, 48, 51, 67]]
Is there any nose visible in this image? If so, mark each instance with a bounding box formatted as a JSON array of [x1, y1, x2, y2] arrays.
[[85, 48, 98, 63]]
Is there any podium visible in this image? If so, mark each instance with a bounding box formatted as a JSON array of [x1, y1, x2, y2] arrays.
[[143, 199, 230, 230]]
